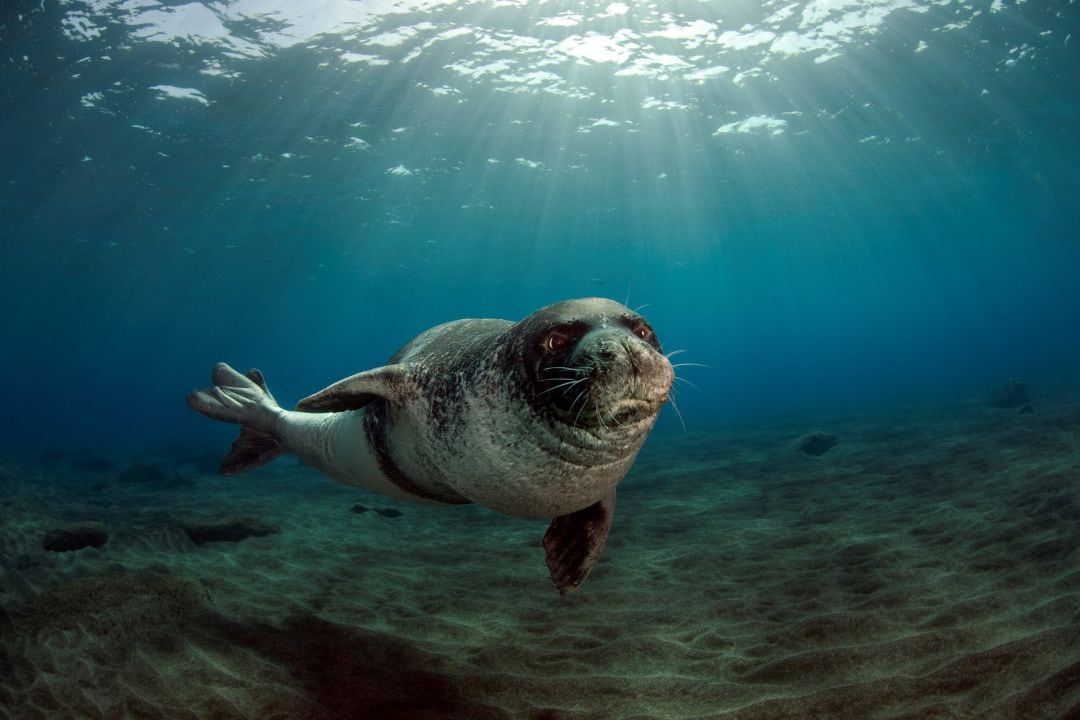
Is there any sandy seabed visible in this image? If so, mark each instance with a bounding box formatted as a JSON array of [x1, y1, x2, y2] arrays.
[[1, 391, 1078, 719]]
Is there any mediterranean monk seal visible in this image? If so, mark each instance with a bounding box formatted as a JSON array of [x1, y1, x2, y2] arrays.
[[187, 297, 674, 594]]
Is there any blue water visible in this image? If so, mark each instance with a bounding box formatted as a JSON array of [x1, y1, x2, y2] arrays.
[[2, 0, 1078, 455]]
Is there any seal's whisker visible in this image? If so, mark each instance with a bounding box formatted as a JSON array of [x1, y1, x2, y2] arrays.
[[570, 389, 591, 428], [594, 397, 609, 431], [537, 378, 586, 396], [667, 394, 687, 432], [671, 362, 710, 369], [633, 303, 652, 314], [673, 376, 701, 392], [537, 376, 582, 388], [664, 349, 689, 359], [543, 365, 593, 374]]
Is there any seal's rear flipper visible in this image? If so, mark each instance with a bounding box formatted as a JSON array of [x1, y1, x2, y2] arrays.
[[220, 427, 285, 475], [543, 491, 615, 595], [187, 363, 286, 475]]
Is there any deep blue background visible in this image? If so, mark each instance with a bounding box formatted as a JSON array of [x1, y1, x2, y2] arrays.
[[1, 0, 1078, 455]]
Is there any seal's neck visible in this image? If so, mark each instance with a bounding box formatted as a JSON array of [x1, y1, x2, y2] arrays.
[[532, 404, 656, 468]]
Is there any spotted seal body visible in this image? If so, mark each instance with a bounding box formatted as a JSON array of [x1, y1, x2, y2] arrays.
[[188, 298, 674, 593]]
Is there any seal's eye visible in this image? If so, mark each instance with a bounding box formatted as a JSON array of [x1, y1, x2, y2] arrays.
[[634, 325, 651, 340], [545, 333, 568, 352]]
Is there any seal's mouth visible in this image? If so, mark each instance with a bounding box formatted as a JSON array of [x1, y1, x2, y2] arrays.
[[540, 331, 674, 431], [607, 398, 662, 425]]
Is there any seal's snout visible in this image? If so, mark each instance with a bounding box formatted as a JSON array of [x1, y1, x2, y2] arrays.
[[597, 346, 619, 364], [571, 328, 674, 422], [524, 299, 673, 432]]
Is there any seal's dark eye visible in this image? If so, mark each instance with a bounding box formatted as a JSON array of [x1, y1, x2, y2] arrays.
[[634, 325, 650, 339], [546, 333, 568, 351]]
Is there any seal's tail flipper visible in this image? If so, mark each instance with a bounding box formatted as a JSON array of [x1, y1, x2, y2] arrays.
[[218, 426, 285, 475], [187, 363, 286, 475]]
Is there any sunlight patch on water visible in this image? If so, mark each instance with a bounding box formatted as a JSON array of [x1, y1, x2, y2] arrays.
[[56, 0, 986, 97], [149, 85, 209, 105], [714, 115, 790, 137], [47, 0, 1066, 197]]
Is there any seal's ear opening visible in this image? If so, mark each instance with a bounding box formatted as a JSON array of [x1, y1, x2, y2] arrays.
[[296, 364, 411, 412]]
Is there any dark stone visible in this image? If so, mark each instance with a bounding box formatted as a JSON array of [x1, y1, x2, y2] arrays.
[[794, 432, 838, 457], [182, 516, 280, 545], [985, 378, 1031, 409], [353, 505, 402, 518], [116, 462, 167, 484], [43, 522, 109, 552]]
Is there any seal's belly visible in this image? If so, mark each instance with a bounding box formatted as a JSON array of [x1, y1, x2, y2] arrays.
[[389, 397, 634, 518], [315, 409, 450, 506]]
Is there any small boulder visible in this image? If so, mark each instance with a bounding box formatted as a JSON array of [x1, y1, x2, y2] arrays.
[[985, 378, 1031, 409], [794, 431, 838, 457], [352, 504, 402, 518], [43, 522, 109, 552], [182, 516, 279, 545]]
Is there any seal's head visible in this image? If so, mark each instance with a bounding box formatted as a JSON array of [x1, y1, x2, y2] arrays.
[[512, 298, 674, 433]]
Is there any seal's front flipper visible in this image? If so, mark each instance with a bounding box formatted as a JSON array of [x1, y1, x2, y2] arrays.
[[187, 363, 285, 475], [295, 364, 411, 412], [543, 491, 615, 595]]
